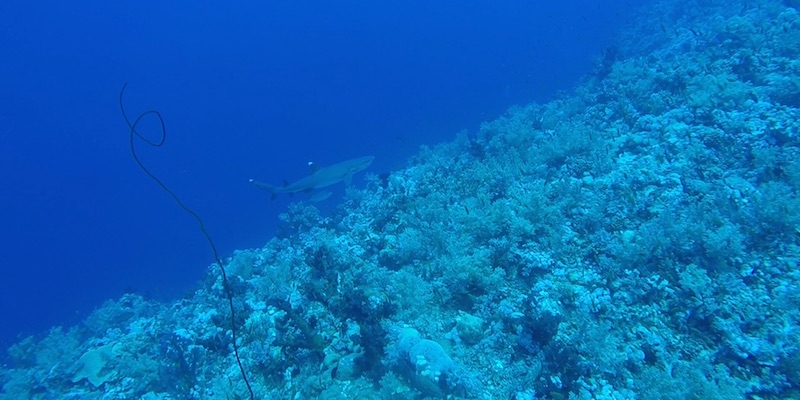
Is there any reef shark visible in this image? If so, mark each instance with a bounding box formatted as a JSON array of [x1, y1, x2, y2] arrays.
[[250, 155, 375, 200]]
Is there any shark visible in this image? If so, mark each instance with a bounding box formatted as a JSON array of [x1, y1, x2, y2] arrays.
[[250, 155, 375, 200]]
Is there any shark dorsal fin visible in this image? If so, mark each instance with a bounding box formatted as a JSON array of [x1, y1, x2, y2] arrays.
[[307, 161, 320, 174]]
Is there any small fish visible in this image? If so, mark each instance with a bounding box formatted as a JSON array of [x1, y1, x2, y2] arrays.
[[307, 191, 333, 202]]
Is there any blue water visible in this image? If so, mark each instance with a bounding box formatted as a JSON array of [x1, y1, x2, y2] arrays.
[[0, 1, 635, 350]]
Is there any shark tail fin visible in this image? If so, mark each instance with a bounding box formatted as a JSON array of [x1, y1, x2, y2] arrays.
[[249, 179, 280, 200]]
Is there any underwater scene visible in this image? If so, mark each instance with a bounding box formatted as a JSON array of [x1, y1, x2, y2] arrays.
[[2, 0, 800, 399]]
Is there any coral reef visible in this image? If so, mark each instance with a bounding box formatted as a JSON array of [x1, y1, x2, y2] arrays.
[[2, 0, 799, 398]]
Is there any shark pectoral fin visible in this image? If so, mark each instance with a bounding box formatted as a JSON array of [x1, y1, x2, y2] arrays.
[[343, 173, 353, 186]]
